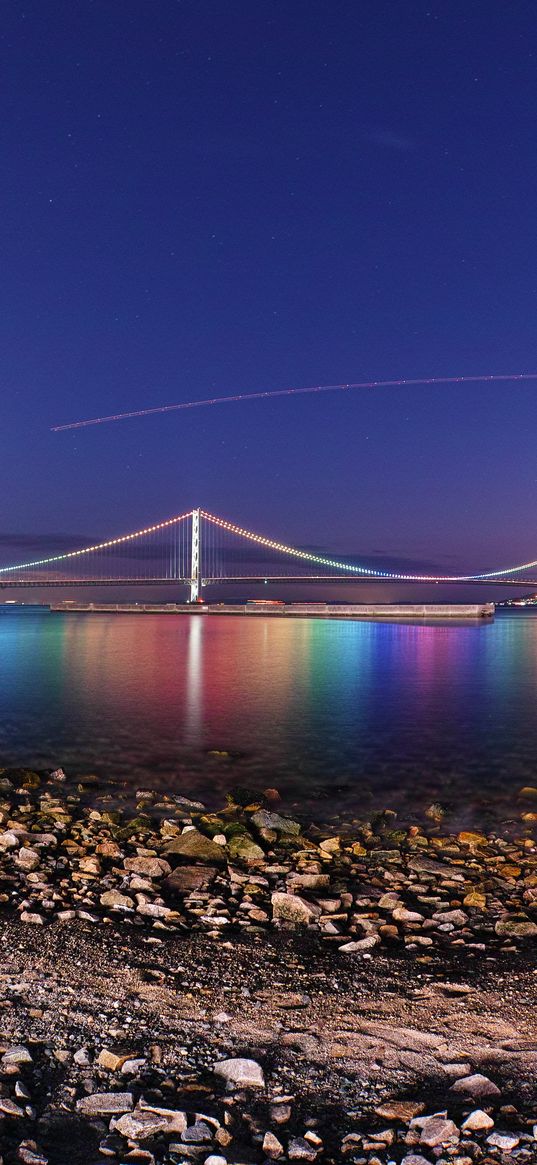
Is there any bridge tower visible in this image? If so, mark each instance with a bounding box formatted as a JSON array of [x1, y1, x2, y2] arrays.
[[189, 507, 201, 602]]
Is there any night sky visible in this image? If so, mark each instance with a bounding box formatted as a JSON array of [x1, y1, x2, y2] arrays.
[[2, 1, 537, 593]]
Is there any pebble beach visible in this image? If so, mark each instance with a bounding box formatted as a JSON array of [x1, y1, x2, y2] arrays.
[[0, 767, 536, 1164]]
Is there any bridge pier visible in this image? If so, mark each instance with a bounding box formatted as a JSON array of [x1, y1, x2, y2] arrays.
[[189, 507, 201, 602]]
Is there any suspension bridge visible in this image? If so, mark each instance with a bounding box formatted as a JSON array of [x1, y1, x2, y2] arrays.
[[1, 508, 537, 601]]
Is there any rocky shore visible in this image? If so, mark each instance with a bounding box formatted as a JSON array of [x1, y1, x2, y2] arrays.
[[0, 767, 536, 1164]]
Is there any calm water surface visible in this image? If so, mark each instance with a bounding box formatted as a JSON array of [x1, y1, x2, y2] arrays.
[[1, 610, 536, 826]]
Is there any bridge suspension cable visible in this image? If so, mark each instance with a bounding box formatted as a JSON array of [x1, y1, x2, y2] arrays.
[[2, 506, 537, 590], [0, 511, 192, 580], [200, 510, 537, 583]]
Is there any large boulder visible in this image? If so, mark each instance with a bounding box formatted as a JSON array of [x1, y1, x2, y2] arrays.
[[164, 829, 226, 864]]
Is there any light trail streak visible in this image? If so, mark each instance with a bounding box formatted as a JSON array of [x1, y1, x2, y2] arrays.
[[50, 372, 537, 431]]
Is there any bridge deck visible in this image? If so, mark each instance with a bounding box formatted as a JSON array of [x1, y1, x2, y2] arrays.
[[0, 576, 536, 589]]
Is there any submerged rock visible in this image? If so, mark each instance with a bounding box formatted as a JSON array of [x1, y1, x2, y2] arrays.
[[251, 809, 301, 835]]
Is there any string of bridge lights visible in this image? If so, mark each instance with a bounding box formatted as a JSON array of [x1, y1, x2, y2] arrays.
[[0, 512, 192, 575], [3, 507, 537, 583], [200, 511, 537, 582]]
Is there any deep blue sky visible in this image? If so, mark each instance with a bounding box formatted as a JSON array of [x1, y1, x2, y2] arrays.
[[2, 1, 537, 582]]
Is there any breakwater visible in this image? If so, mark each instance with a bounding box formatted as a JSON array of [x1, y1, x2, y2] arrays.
[[49, 600, 495, 619]]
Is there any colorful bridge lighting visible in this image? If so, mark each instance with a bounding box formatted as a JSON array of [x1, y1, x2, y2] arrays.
[[2, 507, 537, 593]]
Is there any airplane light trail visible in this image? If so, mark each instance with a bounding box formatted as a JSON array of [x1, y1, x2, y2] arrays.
[[50, 372, 537, 432]]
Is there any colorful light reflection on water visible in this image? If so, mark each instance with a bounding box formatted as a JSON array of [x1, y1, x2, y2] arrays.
[[0, 610, 536, 827]]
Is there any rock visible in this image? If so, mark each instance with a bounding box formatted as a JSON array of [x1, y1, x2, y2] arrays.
[[401, 1157, 433, 1165], [137, 1100, 187, 1132], [319, 836, 341, 855], [463, 890, 486, 908], [434, 982, 474, 996], [136, 901, 173, 919], [97, 1049, 134, 1071], [379, 923, 399, 941], [339, 935, 380, 953], [15, 848, 40, 871], [432, 909, 468, 926], [263, 1131, 284, 1158], [78, 855, 100, 875], [182, 1119, 213, 1142], [164, 830, 226, 863], [17, 1145, 47, 1165], [486, 1131, 520, 1150], [442, 1062, 472, 1078], [271, 992, 311, 1009], [495, 914, 537, 938], [392, 907, 424, 923], [2, 1045, 33, 1066], [0, 1097, 24, 1116], [213, 1057, 265, 1088], [111, 1104, 187, 1141], [271, 1102, 292, 1125], [100, 890, 134, 910], [0, 830, 19, 850], [227, 833, 265, 861], [113, 1109, 174, 1140], [20, 912, 44, 924], [123, 856, 172, 878], [375, 1101, 425, 1122], [288, 1138, 318, 1161], [120, 1057, 146, 1075], [251, 810, 301, 835], [74, 1048, 91, 1066], [271, 892, 320, 924], [462, 1110, 494, 1132], [164, 865, 218, 894], [288, 873, 330, 891], [458, 831, 488, 847], [419, 1115, 459, 1147], [450, 1073, 501, 1099], [76, 1092, 134, 1116]]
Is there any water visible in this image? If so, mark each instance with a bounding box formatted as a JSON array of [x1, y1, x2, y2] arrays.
[[0, 609, 536, 827]]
